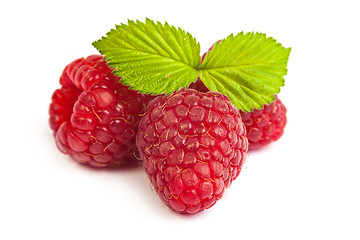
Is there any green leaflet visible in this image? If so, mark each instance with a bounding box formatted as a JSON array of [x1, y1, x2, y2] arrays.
[[92, 18, 201, 94], [199, 33, 291, 111], [93, 19, 291, 111]]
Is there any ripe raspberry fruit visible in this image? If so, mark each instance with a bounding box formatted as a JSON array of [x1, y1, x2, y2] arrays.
[[136, 88, 248, 213], [49, 55, 153, 167], [240, 96, 287, 151]]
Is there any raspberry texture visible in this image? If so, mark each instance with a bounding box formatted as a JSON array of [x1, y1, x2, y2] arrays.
[[240, 96, 287, 151], [49, 55, 153, 167], [136, 89, 248, 213]]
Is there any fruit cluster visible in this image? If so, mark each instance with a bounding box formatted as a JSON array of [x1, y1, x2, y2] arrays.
[[49, 55, 154, 167], [49, 54, 287, 214]]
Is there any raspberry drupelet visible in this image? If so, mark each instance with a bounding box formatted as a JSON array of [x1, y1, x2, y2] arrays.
[[49, 55, 153, 167], [136, 88, 248, 213]]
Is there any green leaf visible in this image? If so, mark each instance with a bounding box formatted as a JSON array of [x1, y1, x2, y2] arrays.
[[198, 32, 291, 111], [92, 18, 201, 94], [93, 19, 291, 112]]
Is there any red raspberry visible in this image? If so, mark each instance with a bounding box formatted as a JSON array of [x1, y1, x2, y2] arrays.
[[136, 89, 248, 213], [49, 55, 153, 167], [240, 96, 287, 150]]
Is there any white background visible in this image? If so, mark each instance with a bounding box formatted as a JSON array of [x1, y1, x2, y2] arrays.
[[1, 0, 359, 239]]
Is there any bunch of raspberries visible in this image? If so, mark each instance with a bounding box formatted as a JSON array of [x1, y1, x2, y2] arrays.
[[49, 55, 287, 214]]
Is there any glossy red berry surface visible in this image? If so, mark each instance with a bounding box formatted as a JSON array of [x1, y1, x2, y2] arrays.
[[136, 89, 248, 213], [49, 55, 153, 167], [240, 96, 287, 151]]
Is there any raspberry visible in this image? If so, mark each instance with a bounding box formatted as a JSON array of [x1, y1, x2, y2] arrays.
[[49, 55, 153, 167], [136, 89, 248, 213], [240, 96, 287, 151]]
